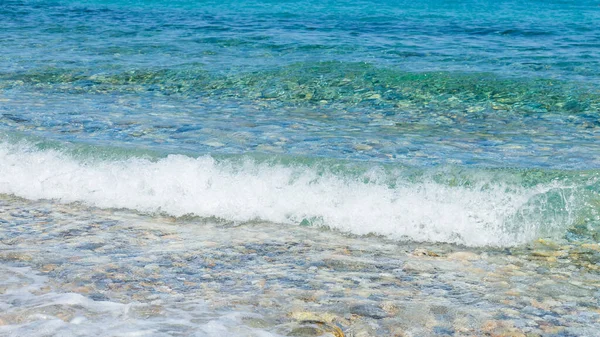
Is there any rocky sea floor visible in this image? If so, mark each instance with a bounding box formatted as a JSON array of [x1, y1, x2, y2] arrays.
[[1, 194, 600, 337]]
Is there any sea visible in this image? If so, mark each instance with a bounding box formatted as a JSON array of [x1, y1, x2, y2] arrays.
[[1, 0, 599, 336]]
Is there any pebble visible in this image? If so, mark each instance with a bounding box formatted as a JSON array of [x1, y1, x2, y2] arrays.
[[1, 252, 33, 262], [353, 144, 373, 151], [402, 261, 436, 273], [447, 251, 480, 261], [286, 321, 344, 337], [350, 304, 388, 319], [582, 243, 600, 251], [290, 312, 338, 323], [412, 248, 439, 257]]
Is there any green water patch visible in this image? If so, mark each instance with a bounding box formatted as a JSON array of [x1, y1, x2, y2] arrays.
[[2, 62, 599, 115]]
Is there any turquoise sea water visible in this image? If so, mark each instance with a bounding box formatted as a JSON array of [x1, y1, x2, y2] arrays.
[[2, 1, 600, 336]]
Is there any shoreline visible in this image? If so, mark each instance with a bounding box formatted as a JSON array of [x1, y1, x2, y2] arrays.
[[1, 195, 599, 336]]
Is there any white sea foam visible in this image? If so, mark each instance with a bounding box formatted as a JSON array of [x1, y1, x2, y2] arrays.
[[0, 141, 579, 246], [0, 266, 280, 337]]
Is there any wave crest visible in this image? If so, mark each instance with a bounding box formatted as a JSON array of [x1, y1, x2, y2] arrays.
[[0, 141, 597, 247]]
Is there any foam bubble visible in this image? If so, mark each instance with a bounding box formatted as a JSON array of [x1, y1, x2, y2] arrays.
[[0, 141, 583, 246]]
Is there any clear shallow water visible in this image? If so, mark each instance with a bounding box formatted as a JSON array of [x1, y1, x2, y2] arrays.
[[1, 196, 600, 337], [1, 1, 600, 335]]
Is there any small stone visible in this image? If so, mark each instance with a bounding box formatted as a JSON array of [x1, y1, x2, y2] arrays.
[[482, 320, 500, 333], [353, 144, 373, 151], [350, 304, 388, 319], [287, 321, 344, 337], [447, 251, 480, 261], [412, 248, 439, 257], [132, 305, 164, 318], [532, 251, 552, 257], [1, 252, 33, 262], [290, 312, 337, 323], [287, 326, 323, 337], [381, 302, 398, 315], [530, 299, 551, 310], [41, 264, 58, 272], [505, 289, 520, 296], [491, 104, 509, 110], [242, 317, 270, 329], [466, 106, 484, 113], [537, 238, 559, 249], [345, 321, 375, 337], [402, 261, 436, 273], [72, 286, 93, 294], [582, 243, 600, 251], [143, 263, 160, 271]]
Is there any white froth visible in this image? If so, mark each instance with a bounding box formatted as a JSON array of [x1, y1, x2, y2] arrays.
[[0, 266, 280, 337], [0, 141, 574, 246]]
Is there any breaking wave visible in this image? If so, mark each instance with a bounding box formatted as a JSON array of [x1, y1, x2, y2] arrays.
[[1, 140, 598, 247]]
